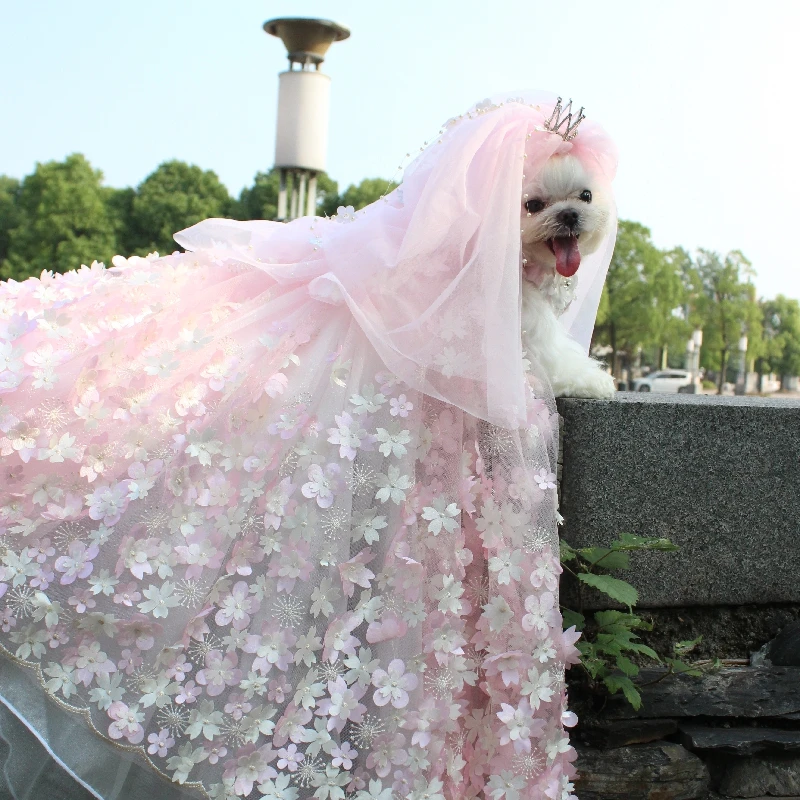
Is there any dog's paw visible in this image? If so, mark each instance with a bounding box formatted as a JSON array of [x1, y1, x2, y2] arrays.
[[553, 368, 616, 400]]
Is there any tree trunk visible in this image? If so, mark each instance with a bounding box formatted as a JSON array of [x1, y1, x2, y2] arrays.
[[718, 349, 729, 394], [756, 358, 764, 393], [610, 322, 618, 378], [660, 344, 668, 370]]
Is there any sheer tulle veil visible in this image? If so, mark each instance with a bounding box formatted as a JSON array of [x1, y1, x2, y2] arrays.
[[0, 91, 617, 800]]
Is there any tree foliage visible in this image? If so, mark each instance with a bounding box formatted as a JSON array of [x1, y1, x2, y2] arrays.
[[1, 154, 119, 281], [0, 176, 21, 265], [592, 223, 784, 387], [594, 221, 683, 374], [126, 161, 234, 256], [689, 249, 762, 390], [234, 169, 338, 223], [330, 178, 398, 215], [758, 296, 800, 383]]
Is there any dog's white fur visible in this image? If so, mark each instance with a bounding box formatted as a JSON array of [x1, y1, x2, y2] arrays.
[[520, 154, 616, 399]]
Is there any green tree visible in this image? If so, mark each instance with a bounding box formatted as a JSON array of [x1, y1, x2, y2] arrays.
[[759, 296, 800, 388], [104, 186, 136, 256], [1, 154, 119, 281], [320, 177, 399, 217], [0, 176, 21, 265], [594, 221, 679, 376], [692, 249, 760, 392], [645, 245, 690, 368], [235, 169, 338, 221], [128, 161, 234, 255]]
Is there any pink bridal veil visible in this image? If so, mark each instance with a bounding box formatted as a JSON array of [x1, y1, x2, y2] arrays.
[[0, 92, 617, 800]]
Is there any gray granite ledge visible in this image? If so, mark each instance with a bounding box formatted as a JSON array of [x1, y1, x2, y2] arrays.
[[556, 394, 800, 608], [590, 391, 800, 409]]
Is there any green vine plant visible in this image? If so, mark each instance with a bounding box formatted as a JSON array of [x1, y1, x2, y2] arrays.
[[560, 533, 703, 710]]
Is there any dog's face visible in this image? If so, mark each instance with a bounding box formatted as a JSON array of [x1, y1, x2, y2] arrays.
[[520, 154, 612, 278]]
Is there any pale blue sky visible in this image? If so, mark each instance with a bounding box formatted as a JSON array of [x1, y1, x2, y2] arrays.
[[2, 1, 798, 299]]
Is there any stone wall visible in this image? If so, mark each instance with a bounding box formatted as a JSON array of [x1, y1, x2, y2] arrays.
[[556, 394, 800, 800]]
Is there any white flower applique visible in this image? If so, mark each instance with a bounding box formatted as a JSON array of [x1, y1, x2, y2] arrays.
[[374, 466, 414, 505], [435, 308, 469, 342], [335, 205, 356, 223], [421, 498, 460, 535], [374, 425, 411, 459], [327, 413, 369, 461], [534, 469, 557, 490], [350, 385, 387, 416], [434, 348, 470, 378]]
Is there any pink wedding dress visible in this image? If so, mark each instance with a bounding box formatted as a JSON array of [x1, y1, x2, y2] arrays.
[[0, 92, 616, 800]]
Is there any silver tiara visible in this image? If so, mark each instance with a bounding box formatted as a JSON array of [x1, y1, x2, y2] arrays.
[[543, 97, 585, 141]]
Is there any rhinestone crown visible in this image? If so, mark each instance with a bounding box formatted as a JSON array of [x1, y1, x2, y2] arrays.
[[543, 97, 585, 141]]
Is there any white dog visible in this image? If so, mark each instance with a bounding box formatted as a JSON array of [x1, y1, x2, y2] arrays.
[[520, 153, 617, 399]]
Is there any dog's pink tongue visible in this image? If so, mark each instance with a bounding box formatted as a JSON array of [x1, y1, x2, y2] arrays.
[[552, 236, 581, 277]]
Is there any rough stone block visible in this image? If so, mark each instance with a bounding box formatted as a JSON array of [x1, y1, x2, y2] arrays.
[[557, 394, 800, 608], [579, 718, 679, 749], [715, 753, 800, 797], [680, 724, 800, 756], [574, 741, 709, 799], [762, 622, 800, 667], [601, 667, 800, 720], [709, 795, 800, 800], [638, 605, 800, 663]]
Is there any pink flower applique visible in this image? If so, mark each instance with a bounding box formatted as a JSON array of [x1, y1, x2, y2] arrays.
[[147, 728, 175, 757], [371, 659, 418, 708], [55, 541, 99, 585], [107, 701, 145, 744], [339, 548, 376, 598], [196, 650, 243, 697]]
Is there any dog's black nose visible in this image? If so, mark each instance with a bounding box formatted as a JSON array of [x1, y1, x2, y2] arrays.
[[558, 209, 580, 228]]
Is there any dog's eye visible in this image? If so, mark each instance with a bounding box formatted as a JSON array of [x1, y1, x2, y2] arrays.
[[579, 189, 592, 203], [524, 199, 545, 213]]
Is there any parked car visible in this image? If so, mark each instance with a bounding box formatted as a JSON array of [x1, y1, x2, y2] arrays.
[[631, 370, 695, 393]]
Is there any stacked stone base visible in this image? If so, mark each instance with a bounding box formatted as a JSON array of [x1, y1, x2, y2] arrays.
[[554, 396, 800, 797], [572, 664, 800, 799]]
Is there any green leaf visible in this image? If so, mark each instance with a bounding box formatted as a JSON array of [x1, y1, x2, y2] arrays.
[[598, 632, 641, 653], [594, 636, 624, 657], [579, 573, 639, 607], [594, 610, 651, 632], [594, 610, 636, 627], [674, 637, 702, 656], [626, 641, 661, 661], [577, 547, 630, 570], [561, 609, 585, 631], [665, 658, 703, 678], [576, 641, 594, 658], [604, 674, 642, 710], [576, 645, 606, 679], [559, 539, 578, 563], [611, 533, 679, 552], [615, 655, 640, 677]]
